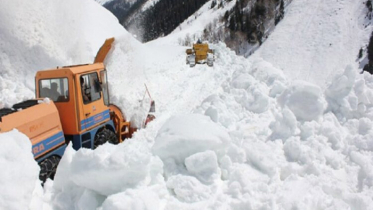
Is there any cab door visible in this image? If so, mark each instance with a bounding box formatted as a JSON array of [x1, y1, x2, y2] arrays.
[[76, 72, 109, 131], [100, 69, 110, 106]]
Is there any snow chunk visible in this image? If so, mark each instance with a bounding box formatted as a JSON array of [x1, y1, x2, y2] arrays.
[[283, 137, 303, 162], [204, 106, 219, 123], [54, 140, 163, 196], [350, 151, 373, 190], [325, 65, 359, 119], [100, 188, 161, 210], [185, 150, 220, 184], [270, 108, 299, 140], [195, 94, 238, 129], [239, 84, 270, 113], [38, 97, 51, 104], [0, 130, 41, 210], [278, 80, 326, 121], [231, 73, 256, 90], [152, 114, 230, 165], [230, 76, 270, 113], [325, 65, 356, 100], [250, 58, 286, 86], [166, 175, 211, 203], [319, 113, 346, 150]]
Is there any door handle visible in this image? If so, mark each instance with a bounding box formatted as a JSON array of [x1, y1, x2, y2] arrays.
[[85, 112, 91, 116]]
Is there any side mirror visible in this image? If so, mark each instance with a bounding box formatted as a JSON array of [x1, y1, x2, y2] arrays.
[[94, 79, 102, 92]]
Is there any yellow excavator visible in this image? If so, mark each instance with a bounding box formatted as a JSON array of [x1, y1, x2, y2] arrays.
[[186, 40, 214, 67]]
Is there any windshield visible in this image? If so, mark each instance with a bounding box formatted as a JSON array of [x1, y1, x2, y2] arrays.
[[39, 78, 69, 102]]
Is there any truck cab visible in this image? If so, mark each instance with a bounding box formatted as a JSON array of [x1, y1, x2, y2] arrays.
[[35, 63, 125, 149]]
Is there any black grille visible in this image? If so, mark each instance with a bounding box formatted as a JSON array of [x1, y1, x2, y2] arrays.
[[12, 100, 38, 110], [0, 108, 16, 122]]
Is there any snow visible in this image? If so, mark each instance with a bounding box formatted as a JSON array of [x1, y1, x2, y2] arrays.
[[277, 80, 327, 121], [152, 114, 230, 166], [141, 0, 161, 12], [251, 0, 369, 89], [1, 0, 373, 209], [169, 0, 236, 44], [0, 130, 42, 210], [94, 0, 114, 5], [0, 0, 123, 108]]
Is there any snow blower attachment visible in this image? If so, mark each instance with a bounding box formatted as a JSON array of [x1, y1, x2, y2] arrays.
[[94, 37, 115, 63], [186, 41, 214, 67]]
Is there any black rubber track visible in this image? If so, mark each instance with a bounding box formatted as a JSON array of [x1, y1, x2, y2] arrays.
[[94, 128, 119, 149], [39, 156, 61, 184]]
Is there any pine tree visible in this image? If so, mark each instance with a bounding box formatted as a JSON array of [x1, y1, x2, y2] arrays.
[[358, 48, 363, 59], [211, 0, 217, 9], [368, 32, 373, 64], [367, 0, 372, 12], [363, 32, 373, 74]]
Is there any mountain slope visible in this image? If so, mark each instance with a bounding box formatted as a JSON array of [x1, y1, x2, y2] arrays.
[[123, 0, 209, 42], [103, 0, 293, 57], [251, 0, 370, 88]]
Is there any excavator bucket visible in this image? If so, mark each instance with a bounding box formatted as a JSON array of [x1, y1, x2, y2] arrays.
[[94, 37, 115, 63]]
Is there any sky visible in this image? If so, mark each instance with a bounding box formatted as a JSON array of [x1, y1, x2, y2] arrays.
[[1, 0, 373, 210]]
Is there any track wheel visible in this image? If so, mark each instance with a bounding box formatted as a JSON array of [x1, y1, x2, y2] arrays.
[[94, 128, 118, 149], [39, 156, 61, 184]]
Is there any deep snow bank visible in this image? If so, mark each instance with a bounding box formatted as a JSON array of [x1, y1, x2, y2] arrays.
[[50, 140, 165, 209], [0, 130, 42, 210], [190, 56, 373, 209], [48, 42, 373, 210], [0, 0, 125, 108]]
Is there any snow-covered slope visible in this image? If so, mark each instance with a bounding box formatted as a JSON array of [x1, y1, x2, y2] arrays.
[[94, 0, 115, 5], [251, 0, 370, 89], [0, 0, 124, 108], [1, 0, 373, 210], [169, 0, 236, 45]]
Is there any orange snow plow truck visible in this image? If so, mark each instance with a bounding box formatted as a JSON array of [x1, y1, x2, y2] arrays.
[[0, 38, 141, 182]]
